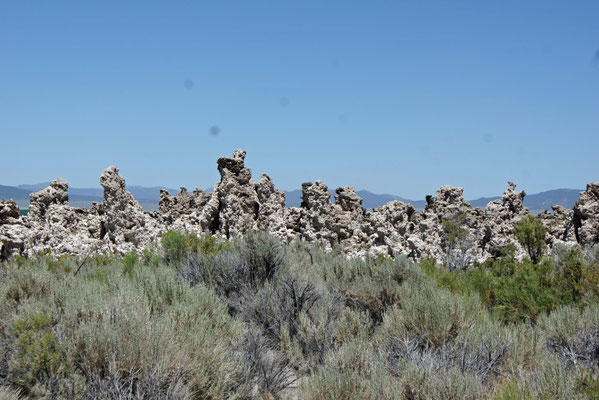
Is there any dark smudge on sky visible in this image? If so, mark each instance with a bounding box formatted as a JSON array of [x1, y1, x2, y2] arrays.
[[210, 126, 220, 136]]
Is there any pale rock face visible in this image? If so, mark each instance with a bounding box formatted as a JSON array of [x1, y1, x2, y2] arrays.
[[539, 206, 575, 245], [1, 150, 596, 266], [0, 199, 26, 259], [18, 177, 105, 256], [482, 182, 530, 259], [408, 186, 483, 264], [214, 149, 260, 236], [255, 174, 288, 237], [98, 166, 160, 252], [28, 178, 69, 220], [295, 180, 337, 245], [0, 199, 20, 222], [573, 183, 599, 246], [369, 201, 419, 257]]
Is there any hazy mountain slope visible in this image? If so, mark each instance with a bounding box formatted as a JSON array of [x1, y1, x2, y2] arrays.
[[523, 189, 581, 213], [17, 182, 52, 191], [469, 196, 501, 209], [283, 189, 303, 208], [2, 182, 584, 214], [466, 189, 581, 214], [0, 185, 32, 203], [283, 189, 426, 209]]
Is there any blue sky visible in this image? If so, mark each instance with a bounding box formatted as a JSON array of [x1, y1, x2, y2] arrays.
[[1, 1, 598, 200]]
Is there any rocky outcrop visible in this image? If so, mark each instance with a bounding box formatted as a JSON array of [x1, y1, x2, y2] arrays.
[[20, 178, 103, 256], [255, 174, 287, 237], [482, 182, 530, 259], [214, 150, 261, 236], [539, 206, 575, 245], [573, 183, 599, 247], [96, 166, 161, 252], [0, 199, 26, 260], [1, 149, 597, 264], [410, 186, 484, 264], [28, 178, 69, 220]]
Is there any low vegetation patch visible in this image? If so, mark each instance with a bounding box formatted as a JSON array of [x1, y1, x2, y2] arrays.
[[1, 230, 599, 398]]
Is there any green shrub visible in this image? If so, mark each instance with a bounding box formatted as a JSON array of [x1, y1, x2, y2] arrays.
[[299, 354, 402, 400], [179, 231, 285, 306], [333, 308, 373, 345], [161, 230, 188, 263], [496, 357, 577, 399], [121, 249, 138, 277], [421, 245, 597, 323], [575, 368, 599, 399], [442, 212, 472, 271], [377, 281, 486, 347], [10, 313, 68, 395], [45, 255, 74, 274], [0, 386, 22, 400], [236, 230, 286, 283], [553, 247, 599, 305], [491, 258, 559, 323], [537, 303, 599, 344], [4, 231, 599, 398], [188, 232, 229, 256], [514, 215, 547, 264], [61, 262, 246, 399], [397, 362, 485, 400], [241, 275, 343, 368], [492, 381, 532, 400], [320, 255, 422, 324], [300, 368, 387, 400]]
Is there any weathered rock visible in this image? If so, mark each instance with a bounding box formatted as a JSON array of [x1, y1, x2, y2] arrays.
[[97, 166, 160, 251], [0, 199, 26, 259], [480, 182, 530, 259], [212, 150, 261, 236], [539, 206, 575, 245], [1, 150, 594, 267], [294, 180, 337, 245], [370, 201, 419, 257], [0, 199, 20, 223], [573, 183, 599, 246], [28, 178, 69, 220], [255, 174, 288, 236], [409, 186, 484, 265]]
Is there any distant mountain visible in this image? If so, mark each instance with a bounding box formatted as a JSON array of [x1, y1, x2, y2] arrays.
[[466, 189, 582, 214], [0, 185, 32, 203], [283, 188, 581, 212], [356, 190, 423, 209], [469, 196, 501, 209], [522, 189, 582, 214], [5, 183, 179, 210], [283, 189, 302, 207], [17, 182, 52, 191], [1, 182, 584, 215], [283, 189, 425, 209]]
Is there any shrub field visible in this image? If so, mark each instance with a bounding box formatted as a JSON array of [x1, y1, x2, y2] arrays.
[[1, 230, 599, 399]]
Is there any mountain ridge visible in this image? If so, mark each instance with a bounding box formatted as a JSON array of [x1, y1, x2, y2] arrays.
[[1, 183, 584, 214]]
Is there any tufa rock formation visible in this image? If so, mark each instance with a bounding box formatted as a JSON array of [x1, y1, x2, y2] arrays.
[[0, 199, 25, 260], [573, 183, 599, 247], [1, 150, 598, 264]]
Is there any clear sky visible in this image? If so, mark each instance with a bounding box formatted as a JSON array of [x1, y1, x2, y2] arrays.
[[1, 1, 598, 200]]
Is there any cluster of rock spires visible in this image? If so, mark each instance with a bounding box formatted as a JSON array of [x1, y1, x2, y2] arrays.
[[1, 150, 598, 264]]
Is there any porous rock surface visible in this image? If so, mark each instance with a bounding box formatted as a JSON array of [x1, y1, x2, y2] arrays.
[[0, 199, 25, 260], [1, 150, 597, 264]]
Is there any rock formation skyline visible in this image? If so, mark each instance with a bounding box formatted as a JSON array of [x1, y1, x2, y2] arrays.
[[1, 150, 598, 265]]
